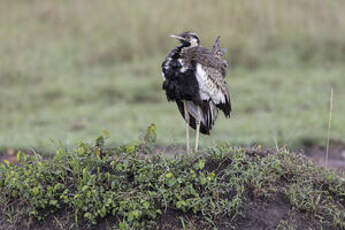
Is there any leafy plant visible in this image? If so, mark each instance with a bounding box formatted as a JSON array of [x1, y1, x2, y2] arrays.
[[0, 139, 344, 229]]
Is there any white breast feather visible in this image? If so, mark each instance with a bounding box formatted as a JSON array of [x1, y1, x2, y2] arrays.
[[161, 71, 166, 80], [164, 57, 172, 69], [178, 58, 187, 73], [162, 57, 171, 73], [195, 64, 225, 104]]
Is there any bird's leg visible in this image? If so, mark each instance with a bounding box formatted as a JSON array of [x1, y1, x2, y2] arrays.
[[195, 106, 201, 152], [184, 101, 190, 154]]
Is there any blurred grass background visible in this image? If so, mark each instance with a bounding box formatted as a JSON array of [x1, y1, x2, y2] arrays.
[[1, 0, 345, 152]]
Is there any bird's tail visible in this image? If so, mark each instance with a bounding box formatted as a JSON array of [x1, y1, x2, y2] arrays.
[[176, 100, 218, 135]]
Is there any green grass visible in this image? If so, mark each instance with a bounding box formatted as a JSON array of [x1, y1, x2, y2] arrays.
[[2, 0, 345, 66], [1, 59, 345, 151], [1, 0, 345, 151], [1, 137, 344, 229]]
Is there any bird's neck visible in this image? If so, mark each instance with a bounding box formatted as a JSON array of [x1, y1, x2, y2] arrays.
[[169, 44, 199, 60], [180, 44, 198, 53]]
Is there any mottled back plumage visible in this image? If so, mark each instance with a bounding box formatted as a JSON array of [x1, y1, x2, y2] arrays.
[[180, 37, 231, 117]]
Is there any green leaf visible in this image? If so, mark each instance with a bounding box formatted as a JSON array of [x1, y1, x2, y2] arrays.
[[49, 199, 58, 206], [99, 206, 106, 217], [84, 212, 93, 220], [128, 211, 134, 221], [95, 136, 105, 148], [199, 160, 205, 170], [119, 221, 128, 230], [167, 178, 176, 187], [16, 152, 21, 162], [143, 201, 150, 209], [54, 183, 64, 191], [126, 144, 136, 153], [32, 187, 40, 196], [133, 210, 141, 218], [200, 176, 207, 185], [176, 200, 187, 211], [166, 172, 174, 179], [82, 185, 89, 191]]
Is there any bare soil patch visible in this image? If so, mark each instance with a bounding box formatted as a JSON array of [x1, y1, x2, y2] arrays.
[[300, 140, 345, 172]]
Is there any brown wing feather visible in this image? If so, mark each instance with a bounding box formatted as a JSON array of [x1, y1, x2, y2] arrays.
[[181, 36, 231, 117], [181, 47, 227, 75], [203, 66, 231, 117], [181, 36, 228, 75]]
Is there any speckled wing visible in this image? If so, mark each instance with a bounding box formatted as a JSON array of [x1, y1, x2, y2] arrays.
[[195, 63, 231, 117], [181, 46, 231, 117], [181, 46, 228, 76]]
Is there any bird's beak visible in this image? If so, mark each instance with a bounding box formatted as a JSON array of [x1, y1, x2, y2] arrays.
[[170, 34, 185, 41]]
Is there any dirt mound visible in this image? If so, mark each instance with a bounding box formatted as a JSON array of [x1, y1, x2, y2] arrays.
[[237, 197, 290, 230], [1, 143, 344, 229]]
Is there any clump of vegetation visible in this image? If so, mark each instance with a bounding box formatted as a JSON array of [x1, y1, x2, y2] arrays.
[[0, 136, 344, 229]]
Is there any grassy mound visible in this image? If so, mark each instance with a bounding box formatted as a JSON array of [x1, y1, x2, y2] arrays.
[[0, 138, 344, 229]]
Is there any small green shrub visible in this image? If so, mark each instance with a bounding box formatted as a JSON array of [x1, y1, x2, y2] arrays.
[[0, 140, 344, 229]]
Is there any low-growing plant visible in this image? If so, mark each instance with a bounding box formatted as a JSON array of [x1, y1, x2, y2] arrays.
[[0, 139, 344, 229]]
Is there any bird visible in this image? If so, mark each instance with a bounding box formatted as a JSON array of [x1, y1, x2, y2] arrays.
[[161, 31, 231, 153]]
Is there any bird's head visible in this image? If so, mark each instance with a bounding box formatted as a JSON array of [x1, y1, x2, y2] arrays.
[[170, 31, 200, 47]]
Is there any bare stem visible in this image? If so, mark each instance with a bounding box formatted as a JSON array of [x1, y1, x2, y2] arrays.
[[325, 88, 333, 167]]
